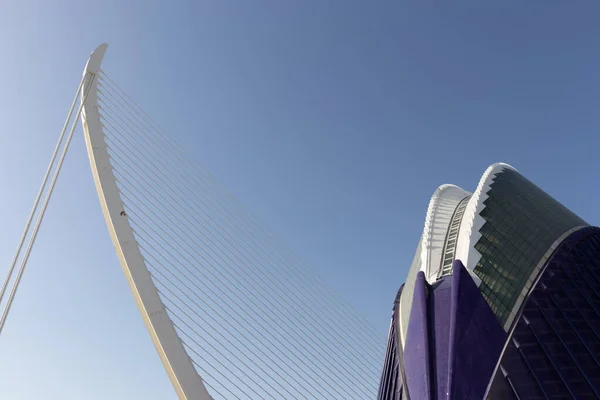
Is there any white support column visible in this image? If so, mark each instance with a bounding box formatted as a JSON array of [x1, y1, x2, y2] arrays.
[[80, 44, 212, 400]]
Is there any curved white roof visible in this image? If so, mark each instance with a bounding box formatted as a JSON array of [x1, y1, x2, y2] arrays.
[[454, 163, 517, 273], [399, 163, 518, 348], [421, 184, 472, 282]]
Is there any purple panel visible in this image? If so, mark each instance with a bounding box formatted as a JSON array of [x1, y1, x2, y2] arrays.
[[403, 271, 432, 400], [383, 263, 506, 399], [448, 260, 506, 400], [487, 227, 600, 398], [431, 277, 452, 399]]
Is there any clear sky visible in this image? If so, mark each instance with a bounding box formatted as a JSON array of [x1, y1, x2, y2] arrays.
[[1, 1, 600, 399]]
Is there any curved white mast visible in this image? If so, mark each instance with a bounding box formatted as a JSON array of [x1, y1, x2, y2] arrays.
[[80, 44, 212, 400]]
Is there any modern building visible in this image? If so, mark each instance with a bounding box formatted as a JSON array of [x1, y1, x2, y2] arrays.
[[378, 163, 600, 399]]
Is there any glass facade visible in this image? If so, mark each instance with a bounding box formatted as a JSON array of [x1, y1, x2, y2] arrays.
[[486, 227, 600, 399], [473, 169, 587, 326]]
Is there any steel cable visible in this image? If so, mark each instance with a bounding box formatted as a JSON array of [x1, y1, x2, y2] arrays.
[[95, 71, 384, 399], [94, 80, 384, 360], [99, 71, 384, 348]]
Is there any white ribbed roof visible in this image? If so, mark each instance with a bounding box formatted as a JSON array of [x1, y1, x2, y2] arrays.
[[421, 184, 471, 282], [454, 163, 517, 273]]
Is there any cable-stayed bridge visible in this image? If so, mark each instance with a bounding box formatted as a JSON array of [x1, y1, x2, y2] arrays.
[[0, 44, 384, 399]]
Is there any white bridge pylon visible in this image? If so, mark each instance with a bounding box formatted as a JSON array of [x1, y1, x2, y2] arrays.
[[2, 43, 384, 400], [81, 44, 212, 400]]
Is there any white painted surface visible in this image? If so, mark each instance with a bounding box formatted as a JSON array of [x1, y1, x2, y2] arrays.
[[81, 44, 212, 400], [398, 236, 423, 348], [421, 184, 472, 282]]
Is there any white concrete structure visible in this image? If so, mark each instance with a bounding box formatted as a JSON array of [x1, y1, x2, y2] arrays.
[[81, 44, 212, 400], [397, 162, 588, 348], [421, 184, 471, 282]]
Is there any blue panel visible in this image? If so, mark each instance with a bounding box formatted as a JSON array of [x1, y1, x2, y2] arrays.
[[488, 227, 600, 399], [403, 272, 432, 399], [448, 260, 506, 400], [431, 276, 452, 399], [381, 262, 506, 400]]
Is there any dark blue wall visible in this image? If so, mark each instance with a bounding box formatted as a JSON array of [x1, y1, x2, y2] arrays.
[[487, 227, 600, 399]]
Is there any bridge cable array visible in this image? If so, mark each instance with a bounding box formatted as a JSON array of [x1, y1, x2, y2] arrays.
[[96, 70, 385, 399]]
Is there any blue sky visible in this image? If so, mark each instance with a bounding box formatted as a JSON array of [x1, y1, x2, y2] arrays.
[[1, 1, 600, 399]]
